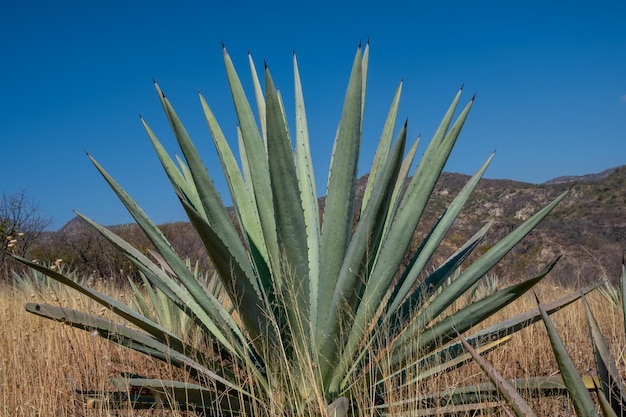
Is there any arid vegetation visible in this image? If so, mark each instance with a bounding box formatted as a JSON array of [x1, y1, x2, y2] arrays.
[[2, 270, 624, 416]]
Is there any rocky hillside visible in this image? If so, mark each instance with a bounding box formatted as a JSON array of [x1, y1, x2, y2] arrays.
[[413, 165, 626, 285], [50, 166, 625, 287]]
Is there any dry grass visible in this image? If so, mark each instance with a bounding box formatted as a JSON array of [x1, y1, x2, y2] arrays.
[[1, 277, 624, 416], [0, 279, 187, 416]]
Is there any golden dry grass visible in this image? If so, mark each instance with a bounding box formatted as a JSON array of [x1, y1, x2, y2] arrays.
[[1, 280, 188, 416], [1, 278, 624, 416]]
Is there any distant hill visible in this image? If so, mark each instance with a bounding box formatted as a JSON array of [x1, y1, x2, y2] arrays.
[[415, 165, 626, 284], [54, 165, 626, 286], [543, 166, 622, 185]]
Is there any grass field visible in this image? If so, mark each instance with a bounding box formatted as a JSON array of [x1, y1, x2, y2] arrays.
[[2, 276, 624, 416]]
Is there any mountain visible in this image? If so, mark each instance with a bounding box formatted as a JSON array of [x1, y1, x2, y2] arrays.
[[543, 166, 621, 185], [415, 165, 626, 285], [52, 165, 626, 287]]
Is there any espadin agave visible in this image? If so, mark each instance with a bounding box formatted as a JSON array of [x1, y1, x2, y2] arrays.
[[18, 42, 592, 415]]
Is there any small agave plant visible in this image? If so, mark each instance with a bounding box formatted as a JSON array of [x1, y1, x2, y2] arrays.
[[16, 43, 600, 415]]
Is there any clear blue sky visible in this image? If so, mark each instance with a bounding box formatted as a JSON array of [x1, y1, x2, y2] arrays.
[[1, 1, 625, 230]]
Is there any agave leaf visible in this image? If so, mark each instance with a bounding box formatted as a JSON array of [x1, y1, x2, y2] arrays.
[[536, 293, 598, 417], [134, 271, 169, 327], [129, 277, 155, 320], [341, 220, 490, 389], [400, 374, 596, 415], [360, 41, 369, 129], [139, 119, 204, 216], [376, 402, 500, 417], [364, 133, 418, 265], [78, 390, 169, 410], [237, 125, 256, 209], [316, 45, 363, 361], [265, 64, 310, 285], [369, 332, 511, 394], [151, 86, 274, 351], [154, 83, 259, 283], [293, 52, 321, 337], [325, 124, 407, 391], [391, 220, 493, 331], [138, 272, 176, 329], [335, 144, 493, 394], [77, 377, 249, 413], [325, 94, 473, 394], [381, 134, 419, 237], [24, 303, 248, 396], [265, 65, 310, 344], [199, 92, 268, 268], [174, 154, 196, 190], [145, 275, 181, 333], [352, 93, 471, 348], [248, 52, 267, 146], [223, 46, 280, 278], [391, 283, 603, 392], [225, 123, 276, 301], [87, 151, 190, 297], [106, 377, 252, 413], [369, 88, 465, 281], [361, 81, 402, 216], [457, 330, 538, 417], [582, 294, 626, 414]]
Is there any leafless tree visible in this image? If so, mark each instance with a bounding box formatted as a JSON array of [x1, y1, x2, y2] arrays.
[[0, 190, 51, 277]]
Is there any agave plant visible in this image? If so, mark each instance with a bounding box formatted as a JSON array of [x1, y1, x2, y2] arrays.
[[17, 43, 592, 415]]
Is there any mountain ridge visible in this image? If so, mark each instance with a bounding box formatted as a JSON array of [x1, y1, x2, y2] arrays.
[[51, 164, 626, 286]]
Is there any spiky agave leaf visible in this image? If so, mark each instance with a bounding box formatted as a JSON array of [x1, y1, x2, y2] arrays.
[[536, 293, 598, 417], [361, 80, 403, 216], [293, 52, 321, 338], [316, 45, 364, 363]]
